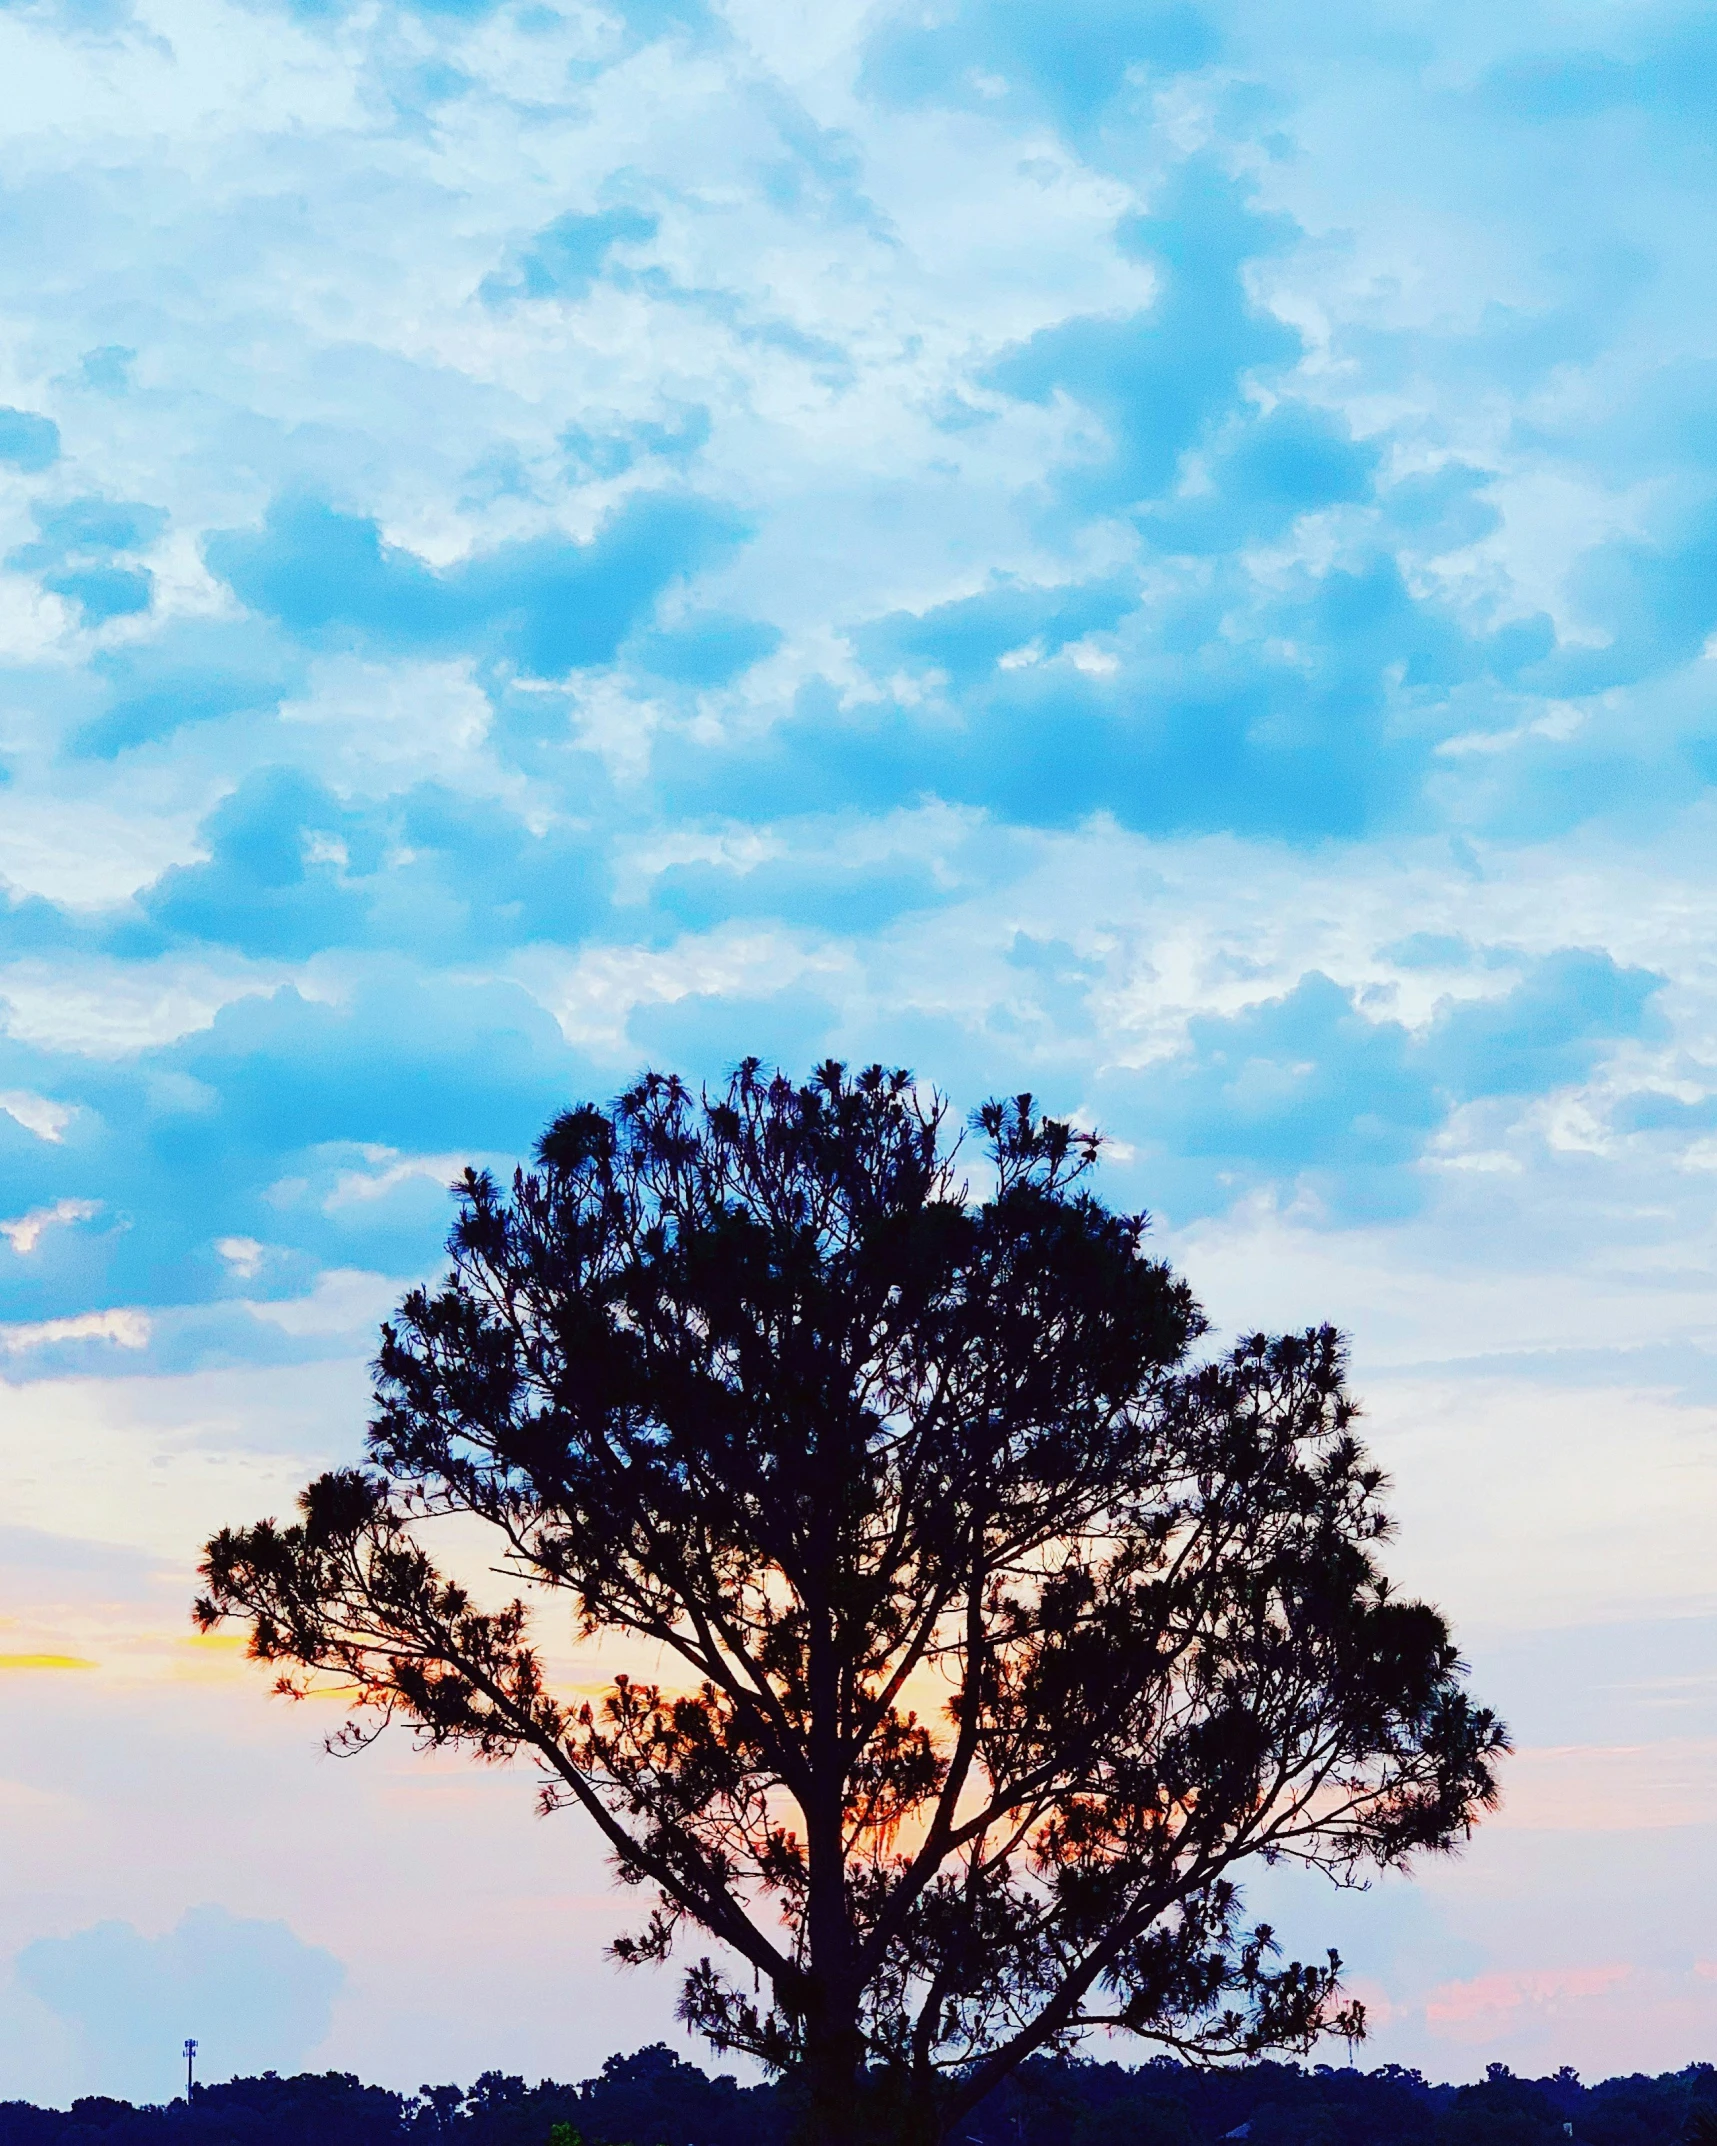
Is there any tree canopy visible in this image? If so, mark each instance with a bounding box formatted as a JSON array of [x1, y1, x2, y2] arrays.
[[196, 1061, 1505, 2146]]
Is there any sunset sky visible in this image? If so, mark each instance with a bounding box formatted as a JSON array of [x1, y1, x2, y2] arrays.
[[3, 0, 1717, 2108]]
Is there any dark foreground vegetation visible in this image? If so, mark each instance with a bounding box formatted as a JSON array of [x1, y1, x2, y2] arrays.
[[4, 2047, 1715, 2146]]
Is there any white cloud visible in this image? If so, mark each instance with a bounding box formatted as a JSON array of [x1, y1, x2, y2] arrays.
[[0, 1092, 74, 1143], [0, 1199, 99, 1255], [320, 1151, 468, 1209], [244, 1268, 400, 1337], [0, 1309, 150, 1353], [0, 958, 286, 1056]]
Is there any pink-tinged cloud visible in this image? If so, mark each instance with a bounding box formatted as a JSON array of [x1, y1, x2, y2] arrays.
[[1427, 1965, 1632, 2040], [1493, 1741, 1717, 1832]]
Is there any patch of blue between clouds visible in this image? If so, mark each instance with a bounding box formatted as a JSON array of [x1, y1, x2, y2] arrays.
[[73, 620, 309, 760], [44, 566, 154, 624], [562, 404, 710, 481], [984, 163, 1302, 518], [7, 496, 165, 627], [481, 206, 659, 307], [614, 0, 709, 33], [1477, 20, 1717, 126], [206, 489, 742, 672], [17, 1907, 342, 2101], [630, 612, 781, 685], [1145, 401, 1376, 554], [0, 0, 130, 34], [858, 574, 1138, 685], [75, 344, 135, 394], [0, 407, 60, 472], [1550, 509, 1717, 696]]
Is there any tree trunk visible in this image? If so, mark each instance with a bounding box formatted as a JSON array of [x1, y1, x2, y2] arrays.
[[899, 2081, 946, 2146], [800, 1582, 863, 2142], [795, 2005, 866, 2146]]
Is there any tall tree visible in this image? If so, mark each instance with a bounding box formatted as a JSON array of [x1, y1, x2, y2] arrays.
[[197, 1062, 1505, 2146]]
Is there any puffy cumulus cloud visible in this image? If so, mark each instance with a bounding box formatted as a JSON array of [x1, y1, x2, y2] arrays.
[[16, 1905, 342, 2100], [0, 966, 598, 1335], [1095, 950, 1666, 1222], [653, 546, 1556, 842], [130, 767, 609, 962]]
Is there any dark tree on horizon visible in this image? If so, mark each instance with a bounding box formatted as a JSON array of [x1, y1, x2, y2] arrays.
[[195, 1060, 1506, 2146]]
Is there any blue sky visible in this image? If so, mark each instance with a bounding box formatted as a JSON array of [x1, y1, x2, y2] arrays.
[[4, 0, 1717, 2104]]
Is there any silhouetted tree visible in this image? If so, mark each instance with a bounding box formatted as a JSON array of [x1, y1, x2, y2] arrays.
[[10, 2059, 1717, 2146], [196, 1062, 1506, 2146]]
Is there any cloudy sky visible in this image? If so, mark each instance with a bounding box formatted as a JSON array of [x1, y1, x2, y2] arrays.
[[3, 0, 1717, 2107]]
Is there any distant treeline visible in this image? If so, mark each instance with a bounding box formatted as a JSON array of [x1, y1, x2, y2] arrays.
[[4, 2045, 1715, 2146]]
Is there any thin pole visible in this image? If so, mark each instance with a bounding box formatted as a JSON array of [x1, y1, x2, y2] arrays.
[[184, 2039, 197, 2099]]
